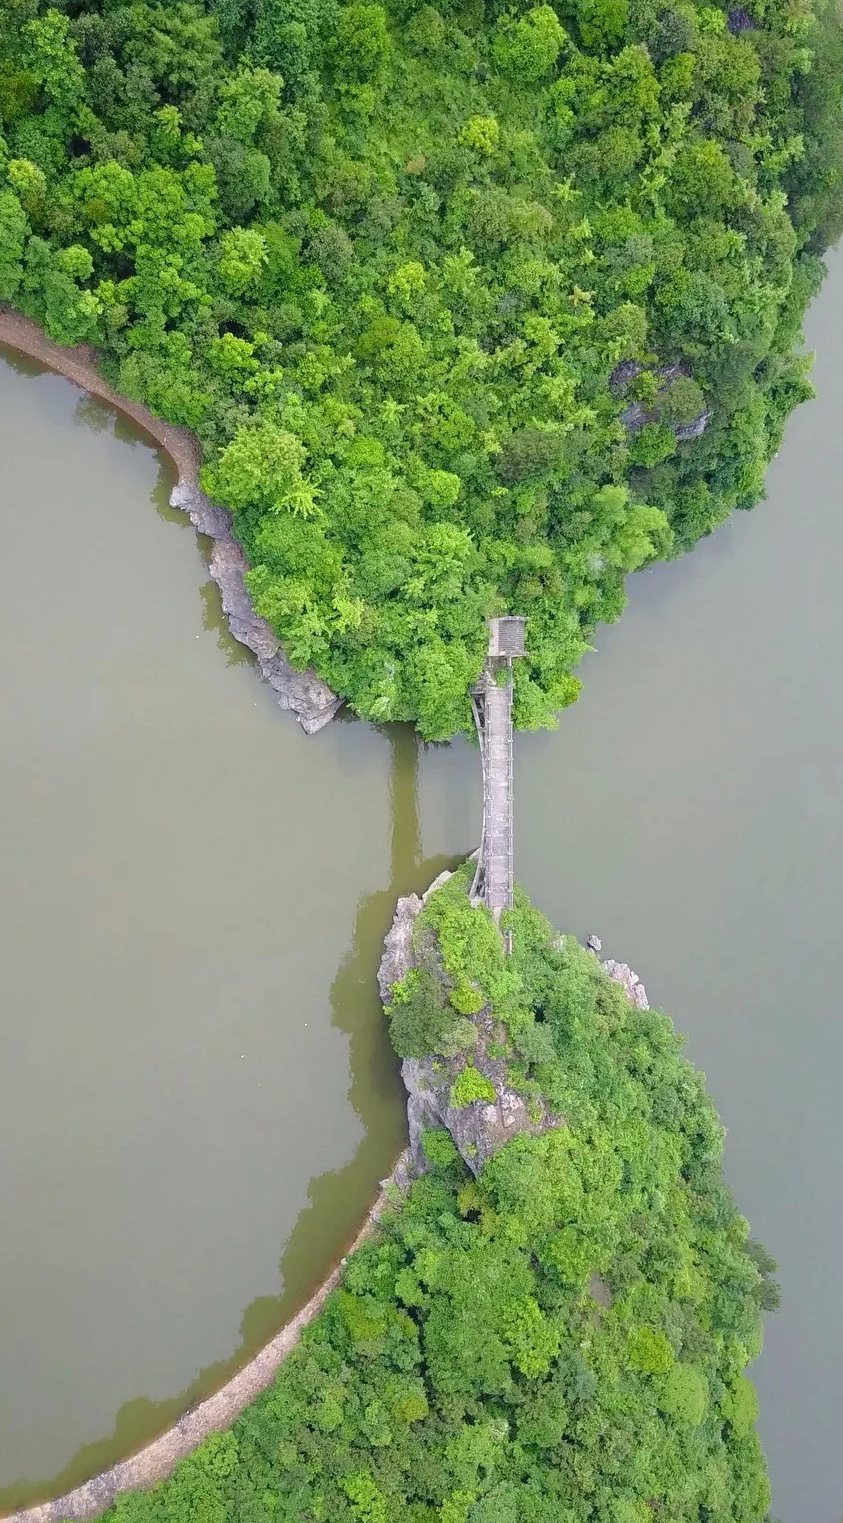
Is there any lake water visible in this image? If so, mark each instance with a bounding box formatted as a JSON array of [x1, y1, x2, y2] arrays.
[[0, 350, 477, 1507], [517, 243, 843, 1523], [2, 243, 842, 1523]]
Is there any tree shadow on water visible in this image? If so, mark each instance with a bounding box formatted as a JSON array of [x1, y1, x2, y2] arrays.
[[198, 579, 253, 667], [253, 724, 464, 1315], [1, 726, 469, 1513]]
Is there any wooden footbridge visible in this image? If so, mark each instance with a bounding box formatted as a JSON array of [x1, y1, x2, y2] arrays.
[[470, 617, 526, 941]]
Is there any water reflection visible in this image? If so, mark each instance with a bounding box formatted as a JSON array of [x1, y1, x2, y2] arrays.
[[198, 581, 252, 667]]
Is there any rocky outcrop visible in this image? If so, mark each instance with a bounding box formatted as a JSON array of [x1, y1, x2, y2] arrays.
[[170, 482, 342, 735], [378, 871, 561, 1177], [611, 359, 711, 444], [0, 309, 342, 736], [400, 1046, 557, 1177], [601, 958, 649, 1010], [380, 880, 654, 1175]]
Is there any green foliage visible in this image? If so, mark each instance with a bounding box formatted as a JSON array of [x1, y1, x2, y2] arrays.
[[98, 874, 774, 1523], [449, 977, 484, 1015], [449, 1062, 496, 1107], [655, 376, 706, 428], [216, 227, 268, 293], [203, 418, 317, 518], [723, 1374, 760, 1437], [627, 1324, 674, 1374], [458, 115, 500, 156], [629, 422, 676, 467], [388, 966, 477, 1059], [659, 1363, 708, 1427], [0, 188, 26, 301], [491, 6, 567, 81], [0, 0, 839, 736], [332, 3, 391, 82]]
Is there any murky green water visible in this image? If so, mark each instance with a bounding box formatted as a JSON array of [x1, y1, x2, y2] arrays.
[[516, 244, 843, 1523], [0, 350, 478, 1506], [3, 244, 842, 1523]]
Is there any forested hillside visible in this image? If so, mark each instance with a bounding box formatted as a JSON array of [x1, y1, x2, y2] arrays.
[[99, 871, 779, 1523], [1, 0, 841, 734]]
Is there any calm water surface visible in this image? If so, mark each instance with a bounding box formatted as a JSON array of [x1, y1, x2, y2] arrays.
[[517, 244, 843, 1523], [0, 350, 478, 1505], [2, 243, 842, 1523]]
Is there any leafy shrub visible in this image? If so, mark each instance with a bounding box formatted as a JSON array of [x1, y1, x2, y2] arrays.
[[491, 5, 567, 81], [655, 375, 707, 427], [449, 1062, 496, 1107], [723, 1373, 760, 1436], [458, 115, 499, 155], [629, 421, 676, 467], [388, 967, 476, 1058], [448, 977, 484, 1015], [659, 1362, 708, 1426], [626, 1324, 675, 1374]]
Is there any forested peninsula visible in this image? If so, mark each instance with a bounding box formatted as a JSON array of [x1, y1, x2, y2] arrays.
[[32, 867, 773, 1523], [1, 0, 842, 735]]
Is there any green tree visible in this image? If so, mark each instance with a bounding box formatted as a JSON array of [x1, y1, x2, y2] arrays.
[[332, 3, 391, 82], [0, 188, 27, 301], [491, 6, 566, 82], [203, 419, 318, 519]]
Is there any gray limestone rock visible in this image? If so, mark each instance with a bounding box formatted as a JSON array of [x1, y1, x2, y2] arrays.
[[612, 360, 711, 444], [377, 892, 423, 1003], [401, 1052, 557, 1177], [601, 958, 649, 1010], [170, 483, 342, 734], [378, 874, 562, 1177]]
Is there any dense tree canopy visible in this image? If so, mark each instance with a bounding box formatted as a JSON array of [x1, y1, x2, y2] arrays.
[[1, 0, 841, 733], [100, 869, 779, 1523]]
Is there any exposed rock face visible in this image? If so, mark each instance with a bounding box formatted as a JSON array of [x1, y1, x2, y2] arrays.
[[0, 309, 342, 737], [378, 872, 561, 1177], [602, 958, 649, 1010], [400, 1050, 555, 1177], [583, 924, 650, 1009], [610, 360, 711, 444], [171, 483, 343, 734], [376, 869, 454, 1005]]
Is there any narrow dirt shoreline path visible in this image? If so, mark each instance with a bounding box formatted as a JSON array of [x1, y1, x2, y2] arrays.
[[1, 1159, 410, 1523], [0, 310, 341, 734]]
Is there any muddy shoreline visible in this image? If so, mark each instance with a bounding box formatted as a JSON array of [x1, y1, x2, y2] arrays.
[[0, 310, 341, 735]]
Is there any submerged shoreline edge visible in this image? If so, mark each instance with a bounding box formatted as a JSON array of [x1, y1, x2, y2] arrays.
[[1, 1155, 412, 1523], [0, 310, 342, 735]]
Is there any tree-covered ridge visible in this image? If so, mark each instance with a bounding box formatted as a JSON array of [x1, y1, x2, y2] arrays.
[[1, 0, 841, 734], [103, 873, 777, 1523]]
